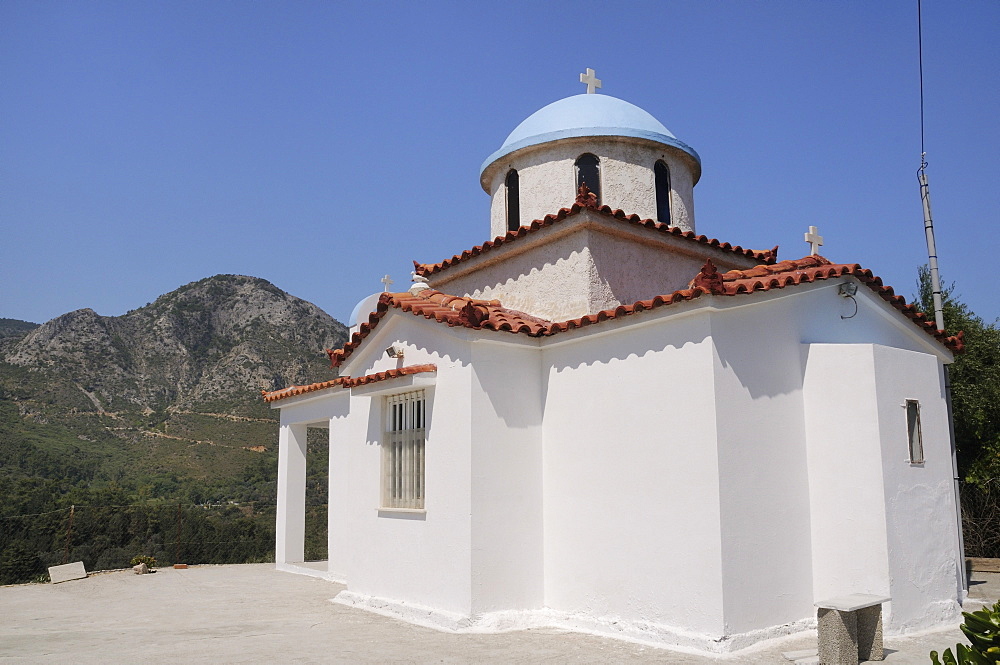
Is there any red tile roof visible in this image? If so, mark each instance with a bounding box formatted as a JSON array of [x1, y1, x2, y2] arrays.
[[262, 365, 437, 403], [342, 364, 437, 389], [413, 202, 779, 278], [262, 377, 345, 402], [325, 256, 962, 369], [543, 256, 961, 350], [327, 290, 549, 367], [699, 256, 964, 351]]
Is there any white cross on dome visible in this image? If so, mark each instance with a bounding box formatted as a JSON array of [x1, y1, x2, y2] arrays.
[[580, 68, 602, 94]]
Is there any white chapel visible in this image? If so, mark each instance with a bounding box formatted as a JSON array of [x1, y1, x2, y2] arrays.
[[264, 71, 966, 653]]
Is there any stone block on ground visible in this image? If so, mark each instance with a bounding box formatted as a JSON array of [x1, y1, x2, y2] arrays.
[[133, 563, 149, 575], [782, 648, 818, 662], [48, 561, 87, 584]]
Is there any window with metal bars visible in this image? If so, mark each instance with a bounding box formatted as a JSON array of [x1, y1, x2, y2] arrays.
[[382, 390, 426, 509]]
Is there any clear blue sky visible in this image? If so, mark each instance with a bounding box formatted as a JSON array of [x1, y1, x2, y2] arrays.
[[2, 1, 997, 327]]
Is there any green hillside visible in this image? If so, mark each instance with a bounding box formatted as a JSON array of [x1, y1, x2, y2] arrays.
[[0, 276, 345, 581]]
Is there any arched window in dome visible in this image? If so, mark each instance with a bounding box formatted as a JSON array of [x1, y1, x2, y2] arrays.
[[655, 160, 672, 224], [505, 169, 520, 232], [575, 153, 601, 203]]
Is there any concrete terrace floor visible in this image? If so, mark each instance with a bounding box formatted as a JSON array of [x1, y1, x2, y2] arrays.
[[1, 564, 996, 664]]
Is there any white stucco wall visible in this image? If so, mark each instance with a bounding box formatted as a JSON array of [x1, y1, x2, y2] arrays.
[[322, 316, 551, 619], [797, 280, 952, 358], [705, 281, 958, 634], [586, 229, 739, 312], [704, 287, 958, 637], [334, 317, 477, 616], [801, 343, 892, 610], [485, 137, 697, 238], [444, 228, 597, 322], [540, 310, 728, 642], [709, 303, 816, 636], [275, 421, 306, 566], [326, 393, 352, 581], [276, 392, 348, 574], [469, 339, 545, 613], [801, 342, 961, 633], [872, 344, 962, 632]]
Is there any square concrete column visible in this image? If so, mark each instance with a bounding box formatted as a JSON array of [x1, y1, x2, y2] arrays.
[[855, 604, 884, 661], [276, 423, 307, 564], [817, 607, 858, 665]]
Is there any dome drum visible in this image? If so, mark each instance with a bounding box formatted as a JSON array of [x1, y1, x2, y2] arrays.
[[481, 94, 701, 238], [486, 135, 698, 239]]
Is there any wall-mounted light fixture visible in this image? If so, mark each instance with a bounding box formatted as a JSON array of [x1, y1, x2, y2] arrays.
[[838, 282, 858, 297], [839, 282, 858, 319], [385, 345, 404, 359]]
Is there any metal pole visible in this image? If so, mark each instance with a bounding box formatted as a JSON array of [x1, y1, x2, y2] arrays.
[[945, 364, 967, 593], [918, 163, 945, 331], [62, 505, 74, 565], [175, 503, 182, 565]]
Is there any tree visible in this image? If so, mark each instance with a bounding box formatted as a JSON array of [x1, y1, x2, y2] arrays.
[[917, 267, 1000, 484], [0, 540, 43, 584]]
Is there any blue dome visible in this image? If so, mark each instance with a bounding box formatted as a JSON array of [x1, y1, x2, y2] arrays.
[[480, 94, 700, 177], [348, 292, 383, 328]]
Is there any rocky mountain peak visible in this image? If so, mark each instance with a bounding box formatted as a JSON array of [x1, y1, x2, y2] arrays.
[[3, 275, 347, 415]]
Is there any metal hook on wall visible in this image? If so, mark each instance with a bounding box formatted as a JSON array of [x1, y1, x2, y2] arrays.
[[839, 282, 858, 320]]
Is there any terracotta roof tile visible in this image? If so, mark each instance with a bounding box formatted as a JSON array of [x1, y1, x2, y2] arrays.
[[704, 255, 964, 351], [541, 256, 962, 350], [413, 203, 778, 278], [261, 377, 346, 402], [262, 365, 437, 403], [327, 290, 550, 367], [341, 364, 437, 388], [341, 259, 962, 366]]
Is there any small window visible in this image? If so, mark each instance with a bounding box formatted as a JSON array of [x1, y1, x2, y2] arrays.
[[575, 153, 601, 203], [655, 160, 671, 224], [505, 169, 520, 232], [906, 399, 924, 464], [382, 390, 426, 509]]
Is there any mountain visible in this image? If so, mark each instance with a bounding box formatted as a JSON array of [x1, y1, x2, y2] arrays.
[[0, 318, 39, 340], [0, 275, 347, 501], [4, 275, 345, 413]]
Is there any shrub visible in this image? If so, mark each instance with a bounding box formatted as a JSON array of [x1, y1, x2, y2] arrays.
[[931, 600, 1000, 663], [129, 554, 156, 569]]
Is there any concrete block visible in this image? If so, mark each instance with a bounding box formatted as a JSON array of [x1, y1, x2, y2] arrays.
[[856, 604, 884, 661], [816, 596, 886, 664], [48, 561, 87, 584], [817, 607, 858, 665]]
